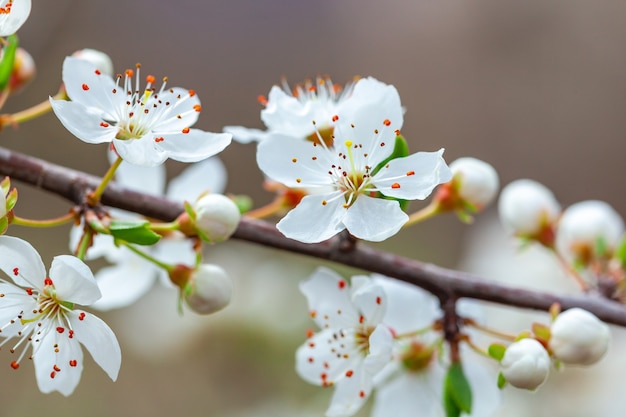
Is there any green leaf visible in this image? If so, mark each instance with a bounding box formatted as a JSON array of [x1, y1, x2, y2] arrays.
[[184, 200, 196, 220], [230, 194, 253, 213], [532, 322, 551, 341], [0, 34, 18, 91], [369, 134, 410, 210], [371, 134, 410, 177], [487, 343, 507, 362], [109, 220, 161, 245], [497, 372, 507, 389], [443, 362, 473, 416]]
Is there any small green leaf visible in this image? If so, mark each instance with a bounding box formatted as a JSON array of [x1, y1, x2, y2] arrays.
[[230, 194, 253, 213], [532, 322, 551, 341], [594, 236, 608, 258], [497, 372, 507, 389], [515, 331, 531, 341], [0, 217, 8, 235], [371, 134, 410, 177], [0, 34, 18, 91], [109, 220, 161, 245], [184, 201, 196, 220], [487, 343, 507, 362], [444, 362, 472, 416]]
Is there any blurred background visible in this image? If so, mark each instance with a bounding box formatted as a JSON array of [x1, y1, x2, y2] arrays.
[[2, 0, 626, 415]]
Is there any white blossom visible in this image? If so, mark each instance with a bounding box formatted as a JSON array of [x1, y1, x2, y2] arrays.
[[500, 338, 550, 390], [0, 0, 31, 37], [183, 264, 233, 314], [192, 193, 241, 242], [0, 236, 120, 396], [50, 56, 231, 166], [549, 308, 610, 366], [448, 157, 499, 211]]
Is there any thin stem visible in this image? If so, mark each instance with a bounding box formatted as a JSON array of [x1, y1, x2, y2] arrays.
[[405, 201, 441, 227], [245, 197, 285, 219], [75, 228, 93, 261], [12, 211, 75, 228], [460, 334, 492, 359], [395, 323, 436, 340], [552, 249, 590, 291], [88, 155, 123, 205], [150, 221, 179, 233], [121, 241, 173, 273], [0, 88, 67, 129], [464, 319, 517, 341]]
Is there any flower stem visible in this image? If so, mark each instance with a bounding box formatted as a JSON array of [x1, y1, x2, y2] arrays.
[[75, 228, 93, 261], [12, 211, 75, 228], [404, 201, 441, 227], [88, 156, 123, 205], [149, 221, 180, 234], [464, 319, 517, 341], [0, 88, 67, 129], [395, 324, 436, 339], [552, 249, 590, 291], [245, 197, 285, 219], [460, 334, 492, 359], [120, 241, 173, 273]]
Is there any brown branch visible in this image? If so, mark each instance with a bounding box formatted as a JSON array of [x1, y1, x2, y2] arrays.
[[2, 145, 626, 326]]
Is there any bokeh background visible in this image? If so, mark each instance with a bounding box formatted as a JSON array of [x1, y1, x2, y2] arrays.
[[2, 0, 626, 416]]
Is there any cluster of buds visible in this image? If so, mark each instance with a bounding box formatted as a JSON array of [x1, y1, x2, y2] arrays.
[[495, 307, 610, 390]]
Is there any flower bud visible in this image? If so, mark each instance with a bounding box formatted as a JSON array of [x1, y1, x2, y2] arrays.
[[501, 338, 550, 390], [549, 308, 610, 365], [71, 48, 114, 77], [498, 179, 561, 246], [192, 193, 241, 242], [1, 177, 17, 234], [448, 157, 499, 210], [8, 47, 35, 93], [184, 264, 232, 314], [556, 201, 624, 265]]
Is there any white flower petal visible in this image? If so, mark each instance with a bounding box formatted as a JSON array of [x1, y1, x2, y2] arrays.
[[68, 310, 121, 382], [223, 125, 270, 144], [113, 157, 166, 196], [114, 135, 168, 166], [151, 87, 201, 131], [33, 326, 84, 396], [465, 360, 500, 417], [363, 325, 394, 375], [50, 98, 117, 144], [372, 368, 444, 417], [351, 278, 386, 326], [0, 283, 36, 338], [277, 194, 347, 243], [373, 276, 440, 334], [166, 157, 227, 201], [91, 259, 157, 311], [326, 362, 373, 417], [343, 197, 408, 242], [0, 235, 46, 288], [48, 255, 101, 305], [261, 86, 322, 138], [373, 149, 452, 200], [296, 327, 363, 387], [257, 134, 335, 188], [153, 130, 231, 164], [0, 0, 31, 36], [300, 267, 360, 329], [62, 56, 120, 118]]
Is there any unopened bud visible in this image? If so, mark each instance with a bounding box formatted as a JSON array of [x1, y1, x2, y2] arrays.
[[498, 179, 561, 246], [549, 308, 610, 366], [8, 47, 35, 93], [184, 264, 232, 314], [1, 177, 17, 234], [556, 201, 624, 265], [448, 157, 499, 211], [71, 48, 114, 77], [501, 338, 550, 390], [192, 193, 240, 242]]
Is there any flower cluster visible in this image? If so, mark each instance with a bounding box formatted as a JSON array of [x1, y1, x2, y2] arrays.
[[254, 77, 452, 243], [296, 267, 499, 417], [496, 307, 610, 390]]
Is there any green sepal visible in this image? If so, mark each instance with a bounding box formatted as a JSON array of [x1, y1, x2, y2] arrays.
[[6, 188, 17, 210], [371, 134, 410, 176], [0, 217, 7, 234], [0, 34, 18, 91], [514, 331, 532, 342], [109, 220, 161, 245], [532, 322, 551, 342], [370, 134, 410, 210], [0, 176, 10, 194], [231, 194, 253, 214], [184, 200, 196, 220], [594, 236, 608, 258], [443, 362, 473, 417], [497, 372, 507, 389], [617, 237, 626, 269], [487, 343, 506, 362]]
